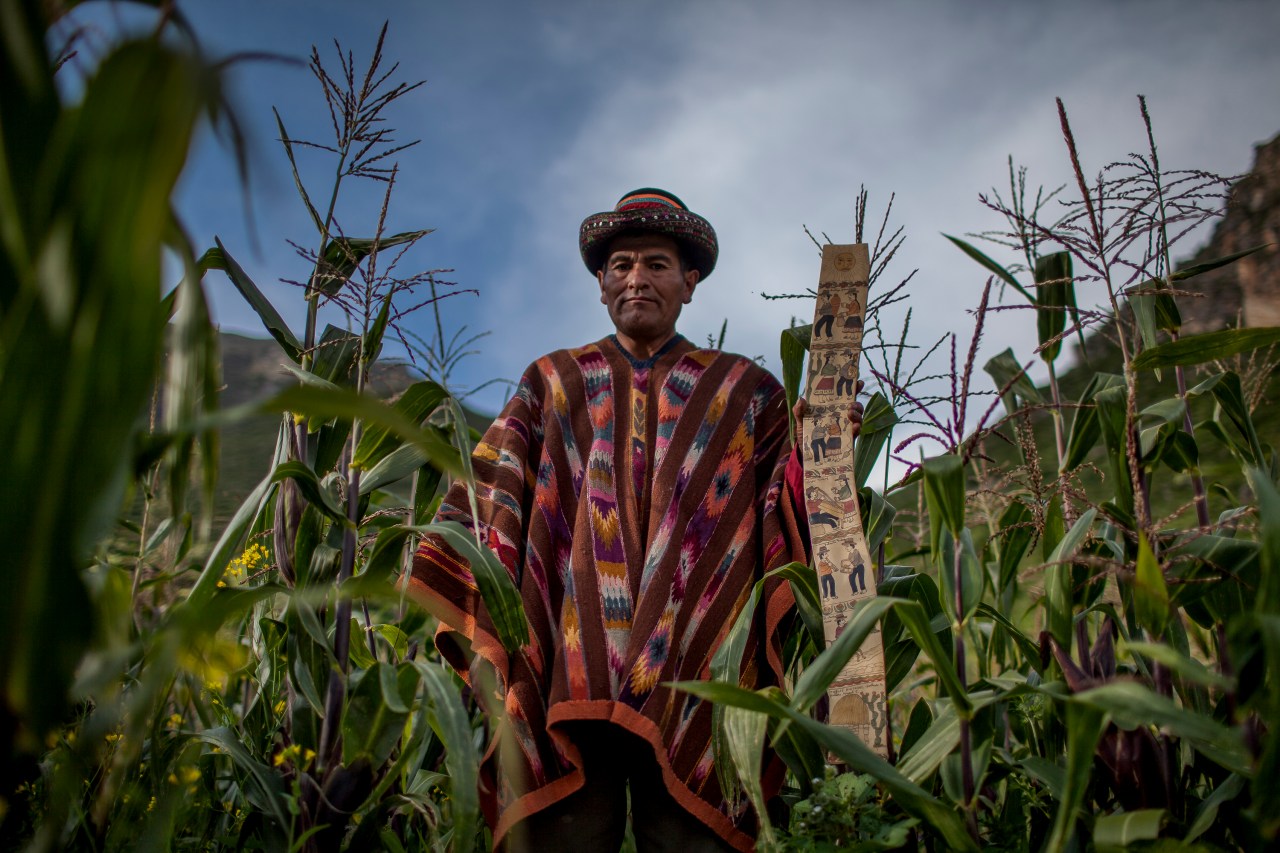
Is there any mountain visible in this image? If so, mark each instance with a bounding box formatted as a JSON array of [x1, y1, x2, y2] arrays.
[[212, 332, 492, 518], [1176, 131, 1280, 333]]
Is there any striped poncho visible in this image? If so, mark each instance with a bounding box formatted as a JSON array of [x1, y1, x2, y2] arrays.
[[409, 334, 805, 850]]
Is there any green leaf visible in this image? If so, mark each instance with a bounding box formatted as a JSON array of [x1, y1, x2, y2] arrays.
[[208, 239, 302, 361], [792, 596, 898, 711], [780, 323, 810, 437], [359, 443, 429, 495], [1018, 756, 1065, 802], [272, 107, 326, 235], [763, 699, 825, 795], [879, 569, 945, 691], [983, 348, 1042, 417], [197, 727, 291, 830], [347, 617, 377, 671], [1, 32, 210, 750], [262, 384, 463, 478], [1072, 682, 1249, 774], [1245, 467, 1280, 614], [711, 563, 813, 685], [896, 704, 960, 784], [1171, 244, 1268, 282], [1034, 251, 1073, 364], [1129, 285, 1167, 363], [1043, 703, 1106, 853], [1127, 279, 1182, 346], [310, 231, 432, 298], [343, 662, 419, 767], [1185, 774, 1246, 843], [1133, 535, 1169, 638], [1147, 425, 1198, 473], [290, 638, 327, 718], [1093, 385, 1135, 511], [1193, 372, 1264, 466], [353, 380, 448, 469], [1093, 809, 1165, 849], [854, 392, 898, 489], [1062, 372, 1125, 472], [416, 662, 480, 853], [859, 486, 897, 557], [975, 603, 1040, 670], [1134, 327, 1280, 371], [894, 602, 970, 714], [310, 323, 361, 386], [943, 234, 1033, 302], [938, 528, 984, 626], [272, 460, 350, 527], [1119, 640, 1230, 690], [669, 680, 978, 851], [186, 436, 283, 608], [416, 521, 529, 653], [1044, 508, 1096, 649], [1173, 532, 1258, 623], [898, 697, 933, 760], [414, 464, 444, 526], [783, 562, 825, 652], [922, 453, 966, 547], [721, 704, 776, 849], [360, 525, 416, 588], [1139, 396, 1187, 428], [364, 289, 394, 365], [995, 500, 1034, 593]]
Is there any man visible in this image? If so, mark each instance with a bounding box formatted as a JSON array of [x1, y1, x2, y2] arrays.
[[408, 188, 860, 852]]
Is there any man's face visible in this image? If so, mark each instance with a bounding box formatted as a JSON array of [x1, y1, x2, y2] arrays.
[[597, 234, 699, 346]]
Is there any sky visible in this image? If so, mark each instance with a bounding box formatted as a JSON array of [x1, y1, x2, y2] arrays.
[[55, 0, 1280, 459]]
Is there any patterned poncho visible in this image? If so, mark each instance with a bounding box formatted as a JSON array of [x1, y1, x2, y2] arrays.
[[409, 334, 805, 850]]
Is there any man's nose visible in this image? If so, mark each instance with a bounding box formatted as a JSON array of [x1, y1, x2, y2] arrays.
[[625, 267, 650, 289]]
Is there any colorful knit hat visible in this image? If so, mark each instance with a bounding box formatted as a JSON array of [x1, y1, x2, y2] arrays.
[[579, 188, 718, 280]]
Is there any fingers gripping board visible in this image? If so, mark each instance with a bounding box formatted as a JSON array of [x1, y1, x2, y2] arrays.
[[802, 243, 889, 757]]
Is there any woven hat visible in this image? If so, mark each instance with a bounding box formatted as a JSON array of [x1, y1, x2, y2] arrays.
[[579, 188, 718, 280]]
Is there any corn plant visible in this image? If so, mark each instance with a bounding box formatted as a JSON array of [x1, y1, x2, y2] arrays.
[[3, 6, 524, 851], [678, 97, 1280, 852]]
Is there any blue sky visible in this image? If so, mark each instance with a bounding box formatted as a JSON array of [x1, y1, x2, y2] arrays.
[[56, 0, 1280, 436]]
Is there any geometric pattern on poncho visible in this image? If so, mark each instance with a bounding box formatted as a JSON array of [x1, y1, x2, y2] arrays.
[[409, 335, 804, 851]]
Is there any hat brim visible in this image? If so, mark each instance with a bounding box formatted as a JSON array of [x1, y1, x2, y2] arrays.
[[580, 208, 718, 281]]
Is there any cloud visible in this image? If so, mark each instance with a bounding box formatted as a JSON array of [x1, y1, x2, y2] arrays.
[[470, 0, 1280, 486], [157, 0, 1280, 441]]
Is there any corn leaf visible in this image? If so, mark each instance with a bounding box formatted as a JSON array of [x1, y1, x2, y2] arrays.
[[1134, 327, 1280, 371]]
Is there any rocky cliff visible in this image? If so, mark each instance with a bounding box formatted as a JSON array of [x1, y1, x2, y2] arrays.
[[1177, 132, 1280, 333]]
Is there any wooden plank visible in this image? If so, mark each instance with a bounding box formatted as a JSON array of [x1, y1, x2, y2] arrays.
[[801, 243, 889, 756]]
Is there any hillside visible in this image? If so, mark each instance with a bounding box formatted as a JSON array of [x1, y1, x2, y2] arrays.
[[211, 332, 494, 519]]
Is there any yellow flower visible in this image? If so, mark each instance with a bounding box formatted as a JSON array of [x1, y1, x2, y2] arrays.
[[105, 732, 122, 743], [181, 766, 200, 784], [147, 796, 156, 812], [168, 773, 178, 785], [272, 752, 285, 767], [273, 699, 286, 716], [168, 713, 182, 728]]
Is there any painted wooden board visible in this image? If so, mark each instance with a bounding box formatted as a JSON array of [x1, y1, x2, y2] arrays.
[[802, 243, 889, 757]]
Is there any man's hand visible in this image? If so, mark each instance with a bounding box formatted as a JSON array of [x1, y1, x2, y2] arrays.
[[792, 379, 864, 451]]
